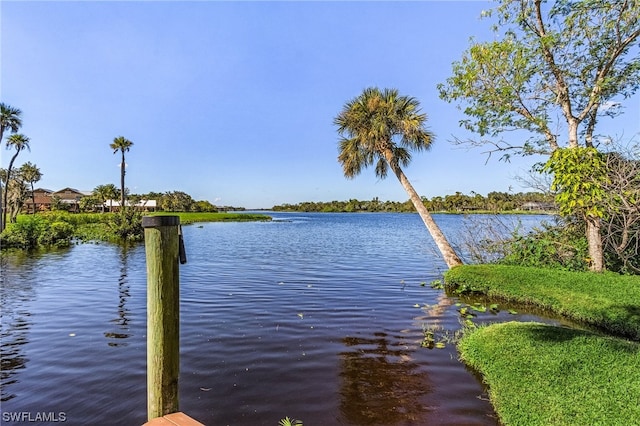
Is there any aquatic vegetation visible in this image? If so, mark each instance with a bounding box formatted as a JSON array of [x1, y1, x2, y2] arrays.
[[279, 416, 303, 426]]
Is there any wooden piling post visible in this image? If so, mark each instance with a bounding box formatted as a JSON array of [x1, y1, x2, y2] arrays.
[[143, 216, 181, 421]]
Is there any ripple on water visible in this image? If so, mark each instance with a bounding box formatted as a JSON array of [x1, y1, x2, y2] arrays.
[[0, 213, 553, 425]]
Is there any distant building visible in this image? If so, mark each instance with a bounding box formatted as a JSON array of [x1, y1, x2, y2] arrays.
[[51, 188, 92, 212], [521, 202, 557, 211], [104, 199, 158, 212], [23, 187, 156, 213], [29, 188, 54, 212]]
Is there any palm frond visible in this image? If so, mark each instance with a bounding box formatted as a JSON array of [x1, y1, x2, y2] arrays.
[[335, 87, 434, 179]]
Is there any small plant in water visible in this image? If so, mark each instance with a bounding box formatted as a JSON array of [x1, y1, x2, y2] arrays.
[[429, 279, 444, 289], [420, 324, 447, 349], [279, 416, 303, 426]]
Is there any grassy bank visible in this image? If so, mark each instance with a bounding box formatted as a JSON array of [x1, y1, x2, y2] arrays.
[[445, 265, 640, 425], [458, 322, 640, 425], [148, 211, 271, 224], [444, 264, 640, 339], [1, 211, 271, 249]]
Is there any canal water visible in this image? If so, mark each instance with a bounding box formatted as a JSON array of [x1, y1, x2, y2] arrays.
[[1, 212, 553, 425]]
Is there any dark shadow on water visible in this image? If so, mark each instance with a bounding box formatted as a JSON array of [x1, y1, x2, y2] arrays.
[[339, 331, 431, 425]]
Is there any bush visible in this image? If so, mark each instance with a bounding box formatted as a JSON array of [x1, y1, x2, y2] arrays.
[[108, 209, 144, 242], [38, 221, 74, 247], [498, 217, 590, 272], [0, 216, 74, 249], [1, 216, 48, 249]]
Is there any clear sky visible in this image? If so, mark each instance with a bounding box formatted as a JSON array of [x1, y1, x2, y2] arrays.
[[2, 1, 638, 209]]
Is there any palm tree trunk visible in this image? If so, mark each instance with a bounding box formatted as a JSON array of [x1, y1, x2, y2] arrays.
[[31, 182, 36, 214], [384, 151, 463, 268], [2, 152, 19, 231], [120, 151, 126, 210]]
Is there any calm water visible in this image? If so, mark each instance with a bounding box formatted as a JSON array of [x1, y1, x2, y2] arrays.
[[0, 213, 554, 425]]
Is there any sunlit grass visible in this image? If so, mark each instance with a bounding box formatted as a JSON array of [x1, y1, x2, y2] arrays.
[[459, 322, 640, 426], [148, 211, 271, 224], [446, 265, 640, 425]]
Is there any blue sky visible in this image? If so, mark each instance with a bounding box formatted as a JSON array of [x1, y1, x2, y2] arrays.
[[2, 1, 638, 209]]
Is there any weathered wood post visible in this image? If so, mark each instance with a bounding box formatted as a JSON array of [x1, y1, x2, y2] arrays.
[[142, 216, 185, 421]]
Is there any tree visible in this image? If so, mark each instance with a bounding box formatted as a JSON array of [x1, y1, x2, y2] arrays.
[[600, 145, 640, 273], [161, 191, 194, 212], [110, 136, 134, 209], [19, 162, 42, 214], [93, 184, 109, 213], [0, 103, 23, 230], [438, 0, 640, 271], [0, 103, 22, 142], [105, 183, 119, 211], [543, 147, 608, 271], [94, 183, 119, 213], [1, 167, 29, 223], [335, 87, 463, 268], [3, 134, 30, 230]]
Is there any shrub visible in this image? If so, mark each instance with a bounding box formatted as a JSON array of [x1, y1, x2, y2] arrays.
[[38, 221, 74, 247], [498, 217, 590, 272], [0, 216, 48, 249], [108, 209, 144, 242]]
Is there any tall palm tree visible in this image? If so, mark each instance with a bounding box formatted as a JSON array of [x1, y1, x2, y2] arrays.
[[1, 103, 23, 230], [110, 136, 134, 210], [335, 87, 463, 268], [0, 103, 22, 142], [2, 134, 30, 230], [19, 162, 42, 214]]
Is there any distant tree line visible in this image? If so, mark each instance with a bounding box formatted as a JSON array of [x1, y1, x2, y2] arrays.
[[75, 189, 243, 213], [132, 191, 244, 213], [272, 191, 556, 213]]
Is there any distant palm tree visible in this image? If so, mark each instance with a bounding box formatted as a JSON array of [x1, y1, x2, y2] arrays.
[[3, 134, 30, 230], [335, 87, 463, 268], [93, 184, 109, 213], [94, 183, 119, 212], [19, 162, 42, 214], [110, 136, 134, 210]]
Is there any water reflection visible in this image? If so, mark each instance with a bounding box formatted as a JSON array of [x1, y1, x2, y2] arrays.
[[0, 252, 38, 402], [339, 331, 431, 424], [104, 246, 132, 346]]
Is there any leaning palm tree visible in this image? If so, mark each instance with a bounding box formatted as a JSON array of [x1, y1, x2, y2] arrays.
[[335, 87, 463, 268], [2, 134, 30, 230], [19, 162, 42, 214], [1, 103, 23, 230], [110, 136, 134, 210]]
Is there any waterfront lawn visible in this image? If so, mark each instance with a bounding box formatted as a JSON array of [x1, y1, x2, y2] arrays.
[[458, 322, 640, 426], [149, 211, 271, 224], [444, 264, 640, 340]]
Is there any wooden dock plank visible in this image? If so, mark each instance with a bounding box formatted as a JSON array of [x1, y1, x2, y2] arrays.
[[143, 412, 205, 426]]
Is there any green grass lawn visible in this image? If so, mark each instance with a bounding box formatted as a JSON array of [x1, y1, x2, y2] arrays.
[[445, 265, 640, 425], [459, 322, 640, 426]]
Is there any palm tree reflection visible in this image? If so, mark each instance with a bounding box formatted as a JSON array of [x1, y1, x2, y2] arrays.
[[104, 246, 132, 346], [339, 331, 431, 424]]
